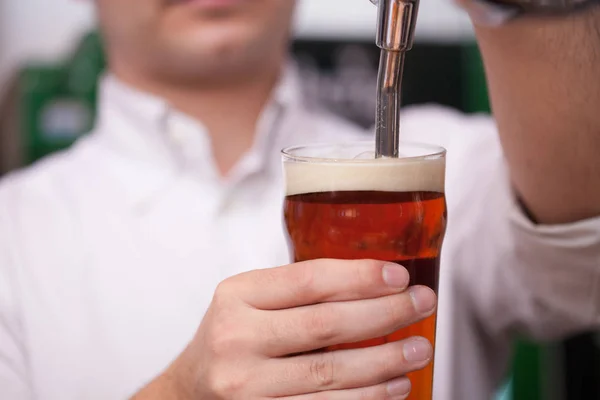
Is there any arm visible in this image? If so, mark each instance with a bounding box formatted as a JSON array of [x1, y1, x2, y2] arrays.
[[451, 8, 600, 340], [474, 10, 600, 224], [466, 5, 600, 338]]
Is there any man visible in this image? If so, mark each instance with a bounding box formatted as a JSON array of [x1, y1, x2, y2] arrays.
[[0, 0, 599, 399]]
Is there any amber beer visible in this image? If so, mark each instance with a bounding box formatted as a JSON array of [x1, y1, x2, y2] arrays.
[[282, 142, 447, 400]]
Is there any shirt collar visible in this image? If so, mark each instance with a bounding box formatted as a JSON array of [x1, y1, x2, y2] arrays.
[[93, 64, 303, 210]]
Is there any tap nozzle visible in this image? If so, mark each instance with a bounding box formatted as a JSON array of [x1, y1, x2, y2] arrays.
[[371, 0, 419, 158]]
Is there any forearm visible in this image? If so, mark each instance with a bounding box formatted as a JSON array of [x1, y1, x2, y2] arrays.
[[474, 9, 600, 224]]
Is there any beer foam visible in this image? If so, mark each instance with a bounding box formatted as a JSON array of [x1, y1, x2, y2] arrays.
[[284, 157, 445, 196]]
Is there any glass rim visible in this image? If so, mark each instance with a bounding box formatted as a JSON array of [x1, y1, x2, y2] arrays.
[[281, 140, 446, 164]]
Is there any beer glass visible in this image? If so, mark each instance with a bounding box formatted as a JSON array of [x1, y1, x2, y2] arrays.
[[282, 141, 447, 400]]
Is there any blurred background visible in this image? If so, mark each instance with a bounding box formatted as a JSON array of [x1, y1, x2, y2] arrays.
[[0, 0, 483, 172], [0, 1, 597, 398]]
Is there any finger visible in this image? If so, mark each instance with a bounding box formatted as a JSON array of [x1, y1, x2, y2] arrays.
[[228, 259, 410, 309], [264, 339, 430, 397], [277, 377, 411, 400], [259, 286, 436, 356]]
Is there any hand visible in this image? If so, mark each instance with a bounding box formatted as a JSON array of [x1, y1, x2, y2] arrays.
[[153, 259, 437, 399]]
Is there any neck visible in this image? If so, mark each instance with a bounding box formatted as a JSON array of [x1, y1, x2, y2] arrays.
[[111, 61, 284, 176]]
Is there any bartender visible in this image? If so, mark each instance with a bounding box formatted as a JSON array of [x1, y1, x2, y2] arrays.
[[0, 0, 598, 399]]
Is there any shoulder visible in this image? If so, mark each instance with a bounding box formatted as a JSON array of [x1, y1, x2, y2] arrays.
[[0, 136, 106, 244], [0, 143, 87, 211], [295, 105, 371, 143], [1, 153, 72, 211], [303, 103, 500, 149], [400, 104, 498, 148]]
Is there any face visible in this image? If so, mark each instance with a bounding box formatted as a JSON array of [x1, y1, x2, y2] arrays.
[[96, 0, 297, 84]]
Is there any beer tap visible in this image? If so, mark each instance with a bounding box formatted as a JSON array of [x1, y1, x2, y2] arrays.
[[369, 0, 419, 158]]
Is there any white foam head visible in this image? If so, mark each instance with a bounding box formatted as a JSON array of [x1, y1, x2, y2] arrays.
[[284, 157, 445, 196]]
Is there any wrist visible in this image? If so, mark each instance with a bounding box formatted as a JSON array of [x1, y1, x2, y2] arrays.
[[130, 354, 198, 400], [457, 0, 600, 27], [166, 351, 200, 400], [457, 0, 518, 27]]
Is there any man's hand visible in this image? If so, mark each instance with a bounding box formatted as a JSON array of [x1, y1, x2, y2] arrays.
[[133, 259, 437, 399]]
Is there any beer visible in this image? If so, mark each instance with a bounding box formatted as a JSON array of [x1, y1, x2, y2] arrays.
[[282, 143, 446, 400]]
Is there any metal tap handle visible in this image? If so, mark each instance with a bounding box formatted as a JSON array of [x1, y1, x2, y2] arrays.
[[369, 0, 420, 158]]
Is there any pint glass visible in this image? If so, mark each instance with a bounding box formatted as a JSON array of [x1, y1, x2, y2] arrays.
[[282, 141, 447, 400]]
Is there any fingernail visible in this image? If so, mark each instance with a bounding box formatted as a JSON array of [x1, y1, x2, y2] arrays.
[[387, 377, 411, 396], [409, 286, 436, 314], [403, 338, 432, 363], [382, 263, 409, 288]]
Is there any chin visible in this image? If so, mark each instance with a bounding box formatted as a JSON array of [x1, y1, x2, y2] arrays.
[[151, 5, 288, 81], [170, 16, 261, 53], [153, 34, 268, 83], [171, 22, 274, 61]]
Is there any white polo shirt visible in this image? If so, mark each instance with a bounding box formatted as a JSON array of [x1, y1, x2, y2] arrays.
[[1, 69, 599, 400]]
